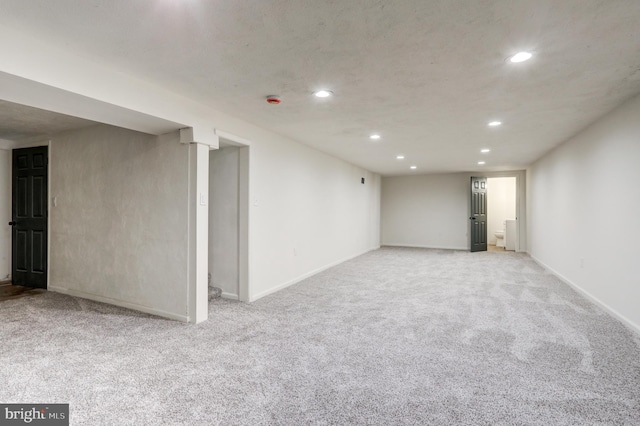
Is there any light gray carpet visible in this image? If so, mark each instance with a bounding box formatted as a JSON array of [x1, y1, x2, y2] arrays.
[[1, 247, 639, 425]]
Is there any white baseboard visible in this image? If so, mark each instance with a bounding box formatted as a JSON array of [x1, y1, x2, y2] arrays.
[[48, 286, 189, 322], [221, 292, 239, 300], [528, 254, 640, 336], [250, 246, 380, 302], [382, 243, 468, 251]]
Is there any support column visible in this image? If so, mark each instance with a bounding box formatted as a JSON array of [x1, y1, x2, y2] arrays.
[[183, 127, 217, 323]]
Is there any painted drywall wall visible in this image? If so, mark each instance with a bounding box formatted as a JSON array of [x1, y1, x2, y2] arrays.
[[382, 173, 469, 250], [528, 94, 640, 332], [0, 149, 10, 280], [382, 171, 526, 251], [208, 126, 381, 304], [48, 124, 190, 320], [487, 177, 516, 245], [247, 131, 381, 301], [209, 147, 239, 299]]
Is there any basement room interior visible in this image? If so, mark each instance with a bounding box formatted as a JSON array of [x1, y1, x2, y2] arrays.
[[1, 1, 639, 425]]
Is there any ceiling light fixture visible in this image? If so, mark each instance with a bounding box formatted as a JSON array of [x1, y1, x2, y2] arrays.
[[410, 165, 417, 170], [478, 161, 486, 165], [396, 155, 405, 160], [370, 134, 381, 140], [481, 148, 491, 153], [509, 51, 533, 63], [314, 90, 333, 98], [488, 121, 502, 127]]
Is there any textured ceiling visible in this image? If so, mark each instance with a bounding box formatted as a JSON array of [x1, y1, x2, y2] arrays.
[[1, 0, 639, 175], [0, 100, 97, 141]]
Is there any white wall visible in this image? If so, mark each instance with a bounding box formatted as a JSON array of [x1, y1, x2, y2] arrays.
[[487, 177, 516, 245], [0, 149, 10, 280], [209, 147, 239, 299], [382, 173, 469, 250], [382, 171, 526, 251], [248, 132, 381, 301], [528, 94, 640, 332], [48, 124, 191, 321]]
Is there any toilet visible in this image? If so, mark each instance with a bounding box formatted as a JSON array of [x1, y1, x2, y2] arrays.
[[495, 230, 505, 248]]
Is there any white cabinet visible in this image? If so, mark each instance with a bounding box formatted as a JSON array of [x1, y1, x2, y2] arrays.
[[505, 219, 517, 251]]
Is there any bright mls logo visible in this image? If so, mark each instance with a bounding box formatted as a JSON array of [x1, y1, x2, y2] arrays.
[[0, 404, 68, 425]]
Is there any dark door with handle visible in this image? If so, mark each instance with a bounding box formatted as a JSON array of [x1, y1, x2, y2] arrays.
[[470, 176, 487, 252], [11, 146, 48, 288]]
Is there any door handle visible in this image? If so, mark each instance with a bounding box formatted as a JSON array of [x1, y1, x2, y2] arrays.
[[8, 221, 17, 226]]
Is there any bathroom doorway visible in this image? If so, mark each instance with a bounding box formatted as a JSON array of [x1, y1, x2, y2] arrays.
[[487, 177, 517, 252]]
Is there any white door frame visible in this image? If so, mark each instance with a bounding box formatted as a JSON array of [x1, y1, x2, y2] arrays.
[[0, 138, 52, 285], [472, 170, 526, 252], [212, 130, 251, 302]]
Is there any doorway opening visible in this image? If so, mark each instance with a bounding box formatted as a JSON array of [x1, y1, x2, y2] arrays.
[[0, 147, 10, 284], [208, 135, 250, 302], [469, 171, 525, 253], [487, 177, 517, 252], [11, 146, 49, 288]]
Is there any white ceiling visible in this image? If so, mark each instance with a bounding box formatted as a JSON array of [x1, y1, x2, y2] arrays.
[[0, 100, 97, 141], [1, 0, 639, 175]]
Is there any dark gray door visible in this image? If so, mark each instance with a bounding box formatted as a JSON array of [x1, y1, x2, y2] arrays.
[[470, 176, 487, 252], [11, 146, 48, 288]]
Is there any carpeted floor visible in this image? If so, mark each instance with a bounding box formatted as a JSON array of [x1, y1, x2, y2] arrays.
[[1, 247, 639, 425]]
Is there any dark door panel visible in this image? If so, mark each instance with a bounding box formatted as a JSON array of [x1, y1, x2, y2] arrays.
[[470, 176, 487, 252], [12, 146, 48, 288]]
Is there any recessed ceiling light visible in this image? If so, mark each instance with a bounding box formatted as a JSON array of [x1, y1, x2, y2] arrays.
[[396, 155, 405, 160], [410, 165, 417, 170], [509, 51, 533, 63], [478, 161, 486, 165], [488, 121, 502, 127], [314, 90, 333, 98], [481, 148, 491, 153], [370, 134, 381, 140]]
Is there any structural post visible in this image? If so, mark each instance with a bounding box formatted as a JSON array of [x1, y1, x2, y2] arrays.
[[183, 127, 215, 323]]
